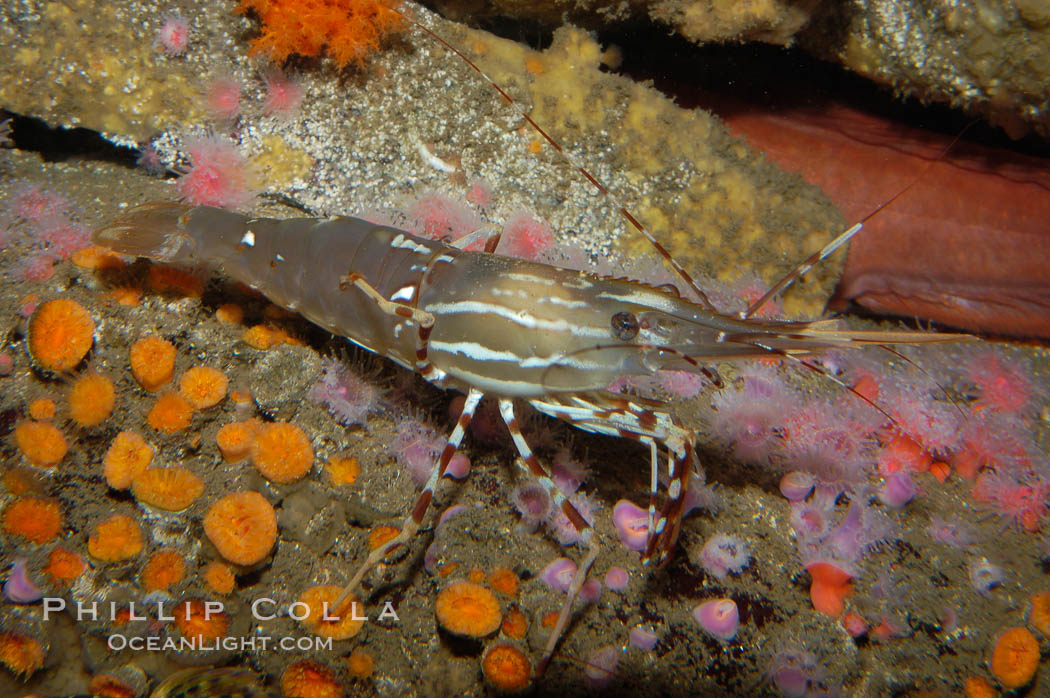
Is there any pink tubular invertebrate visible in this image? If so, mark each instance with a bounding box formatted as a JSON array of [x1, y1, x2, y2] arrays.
[[205, 77, 243, 120], [176, 137, 254, 209], [604, 566, 629, 591], [3, 559, 43, 604], [261, 70, 303, 118], [308, 357, 379, 427], [540, 557, 577, 593], [698, 532, 751, 580], [154, 14, 190, 56], [629, 625, 658, 652], [612, 499, 649, 553], [583, 645, 620, 689], [693, 598, 740, 641], [966, 350, 1032, 415]]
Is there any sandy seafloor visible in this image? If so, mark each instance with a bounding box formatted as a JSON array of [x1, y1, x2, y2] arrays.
[[1, 1, 1049, 697]]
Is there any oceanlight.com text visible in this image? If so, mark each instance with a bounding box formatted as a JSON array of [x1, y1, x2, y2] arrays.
[[106, 633, 334, 653]]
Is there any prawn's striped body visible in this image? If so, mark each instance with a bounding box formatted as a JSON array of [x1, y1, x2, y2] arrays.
[[98, 204, 945, 398], [94, 201, 965, 673], [101, 204, 447, 374]]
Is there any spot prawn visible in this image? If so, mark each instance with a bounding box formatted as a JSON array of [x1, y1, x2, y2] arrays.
[[92, 2, 973, 682]]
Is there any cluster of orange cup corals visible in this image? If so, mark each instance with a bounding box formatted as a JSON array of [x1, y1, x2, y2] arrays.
[[4, 292, 259, 678], [431, 568, 532, 692]]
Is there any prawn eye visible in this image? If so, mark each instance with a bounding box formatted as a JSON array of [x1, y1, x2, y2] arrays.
[[611, 311, 639, 341]]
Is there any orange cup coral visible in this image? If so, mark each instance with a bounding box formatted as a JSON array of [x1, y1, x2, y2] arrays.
[[435, 581, 502, 638], [481, 642, 532, 692], [251, 421, 313, 483], [141, 550, 186, 591], [131, 466, 204, 511], [175, 598, 229, 643], [147, 392, 193, 433], [241, 323, 304, 350], [215, 420, 259, 461], [89, 673, 143, 698], [2, 496, 62, 544], [281, 659, 343, 698], [215, 303, 244, 324], [203, 561, 236, 595], [44, 547, 86, 585], [501, 607, 527, 640], [148, 265, 204, 298], [27, 398, 56, 421], [28, 298, 95, 371], [963, 676, 996, 698], [325, 455, 360, 486], [70, 244, 123, 271], [488, 567, 519, 597], [88, 514, 143, 562], [296, 585, 365, 640], [68, 372, 116, 427], [102, 431, 154, 489], [13, 421, 67, 468], [179, 366, 229, 409], [368, 524, 400, 552], [129, 336, 176, 392], [203, 491, 277, 566], [0, 630, 45, 677], [105, 286, 143, 307], [1028, 591, 1050, 638], [242, 324, 281, 350], [990, 626, 1040, 689], [346, 650, 374, 679]]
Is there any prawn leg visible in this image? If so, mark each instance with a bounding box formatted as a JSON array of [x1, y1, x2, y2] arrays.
[[497, 399, 601, 675], [338, 271, 437, 375], [333, 387, 485, 613]]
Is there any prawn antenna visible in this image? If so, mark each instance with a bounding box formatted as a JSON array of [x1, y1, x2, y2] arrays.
[[386, 3, 717, 310], [744, 119, 979, 319]]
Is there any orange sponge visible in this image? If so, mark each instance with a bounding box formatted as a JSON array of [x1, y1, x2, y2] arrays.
[[236, 0, 404, 69]]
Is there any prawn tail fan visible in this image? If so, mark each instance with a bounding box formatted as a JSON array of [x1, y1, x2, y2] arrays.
[[93, 201, 198, 263]]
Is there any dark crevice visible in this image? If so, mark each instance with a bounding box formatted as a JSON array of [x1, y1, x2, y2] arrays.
[[418, 5, 1047, 157], [2, 109, 141, 165], [598, 24, 1049, 158], [468, 12, 555, 51]]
